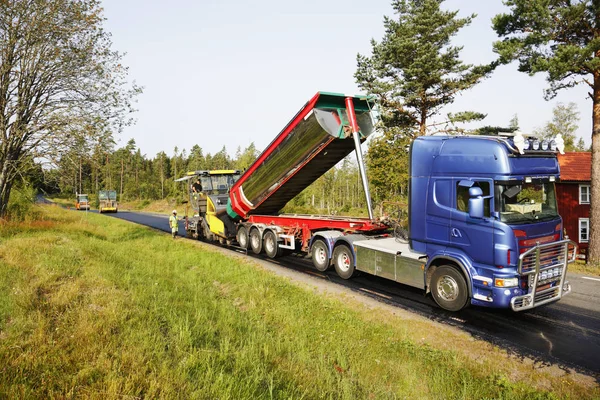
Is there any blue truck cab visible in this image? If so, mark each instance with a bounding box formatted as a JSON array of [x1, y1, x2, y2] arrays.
[[329, 134, 577, 312], [408, 134, 577, 311]]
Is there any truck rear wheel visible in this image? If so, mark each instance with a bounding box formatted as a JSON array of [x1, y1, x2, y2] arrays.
[[263, 231, 282, 258], [237, 226, 249, 249], [333, 244, 355, 279], [249, 228, 262, 254], [430, 266, 469, 312], [311, 239, 330, 272]]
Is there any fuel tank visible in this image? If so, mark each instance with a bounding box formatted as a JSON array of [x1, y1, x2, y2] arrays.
[[228, 92, 375, 219]]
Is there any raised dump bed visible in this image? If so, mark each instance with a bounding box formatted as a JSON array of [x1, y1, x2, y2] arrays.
[[227, 92, 375, 219]]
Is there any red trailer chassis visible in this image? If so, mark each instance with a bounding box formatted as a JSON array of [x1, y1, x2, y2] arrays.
[[246, 214, 388, 252]]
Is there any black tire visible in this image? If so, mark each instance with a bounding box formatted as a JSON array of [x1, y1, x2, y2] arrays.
[[311, 239, 330, 271], [263, 230, 282, 258], [201, 219, 214, 242], [333, 244, 355, 279], [237, 226, 249, 249], [430, 265, 469, 312], [249, 228, 262, 255]]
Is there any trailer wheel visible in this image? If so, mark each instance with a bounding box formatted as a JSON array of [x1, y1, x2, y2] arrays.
[[237, 226, 249, 249], [249, 228, 262, 254], [263, 230, 282, 258], [333, 244, 355, 279], [311, 239, 330, 271], [430, 266, 469, 312]]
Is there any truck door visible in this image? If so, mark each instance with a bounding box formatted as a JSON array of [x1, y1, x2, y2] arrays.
[[426, 178, 453, 247], [449, 179, 495, 266]]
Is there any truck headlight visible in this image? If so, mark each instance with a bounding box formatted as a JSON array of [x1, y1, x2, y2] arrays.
[[495, 277, 519, 288]]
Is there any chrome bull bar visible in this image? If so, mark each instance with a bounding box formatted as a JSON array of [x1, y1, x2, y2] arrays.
[[511, 239, 577, 311]]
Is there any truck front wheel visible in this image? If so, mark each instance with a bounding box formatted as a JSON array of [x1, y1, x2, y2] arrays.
[[249, 228, 262, 255], [333, 244, 355, 279], [430, 266, 469, 312], [311, 239, 330, 272]]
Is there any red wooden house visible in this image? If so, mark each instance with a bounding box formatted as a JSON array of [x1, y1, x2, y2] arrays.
[[556, 152, 592, 259]]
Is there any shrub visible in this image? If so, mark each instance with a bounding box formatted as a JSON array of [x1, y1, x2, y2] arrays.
[[6, 184, 37, 221]]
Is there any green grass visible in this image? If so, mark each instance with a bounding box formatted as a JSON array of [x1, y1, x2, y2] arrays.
[[0, 206, 597, 399]]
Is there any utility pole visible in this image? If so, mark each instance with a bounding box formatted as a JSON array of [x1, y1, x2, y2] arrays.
[[120, 158, 124, 202], [160, 154, 164, 199], [106, 154, 110, 189], [79, 158, 82, 194]]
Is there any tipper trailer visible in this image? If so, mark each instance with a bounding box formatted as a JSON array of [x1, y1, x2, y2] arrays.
[[181, 91, 576, 312]]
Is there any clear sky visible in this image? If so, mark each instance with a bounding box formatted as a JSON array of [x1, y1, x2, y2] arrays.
[[101, 0, 592, 159]]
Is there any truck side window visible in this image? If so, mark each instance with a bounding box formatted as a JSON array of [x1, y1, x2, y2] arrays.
[[456, 181, 491, 217], [456, 185, 470, 212], [434, 179, 452, 208]]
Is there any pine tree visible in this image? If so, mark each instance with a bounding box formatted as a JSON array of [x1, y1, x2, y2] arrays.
[[355, 0, 493, 137], [493, 0, 600, 263], [355, 0, 493, 204]]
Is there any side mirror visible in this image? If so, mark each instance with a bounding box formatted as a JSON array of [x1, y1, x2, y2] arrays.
[[468, 187, 484, 219]]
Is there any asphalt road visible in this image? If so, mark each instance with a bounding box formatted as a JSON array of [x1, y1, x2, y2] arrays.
[[95, 209, 600, 380]]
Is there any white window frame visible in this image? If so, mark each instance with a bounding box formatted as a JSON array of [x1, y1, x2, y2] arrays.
[[579, 184, 590, 204], [579, 218, 589, 243]]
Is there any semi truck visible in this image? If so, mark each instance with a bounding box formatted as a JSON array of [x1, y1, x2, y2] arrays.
[[181, 91, 576, 312], [98, 190, 118, 213]]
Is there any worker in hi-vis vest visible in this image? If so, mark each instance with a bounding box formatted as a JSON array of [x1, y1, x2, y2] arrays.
[[169, 210, 179, 238]]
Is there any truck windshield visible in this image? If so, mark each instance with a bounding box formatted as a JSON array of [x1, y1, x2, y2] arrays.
[[99, 191, 116, 200], [496, 182, 558, 224]]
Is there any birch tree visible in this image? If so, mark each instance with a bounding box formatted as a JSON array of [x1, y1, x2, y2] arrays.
[[0, 0, 140, 217]]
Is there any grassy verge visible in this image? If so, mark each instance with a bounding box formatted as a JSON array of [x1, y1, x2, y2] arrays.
[[569, 260, 600, 277], [0, 206, 597, 399], [117, 198, 175, 214], [46, 196, 77, 208]]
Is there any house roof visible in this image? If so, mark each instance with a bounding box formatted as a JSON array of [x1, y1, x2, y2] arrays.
[[558, 152, 592, 182]]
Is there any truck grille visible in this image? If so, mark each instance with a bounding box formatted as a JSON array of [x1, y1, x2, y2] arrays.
[[511, 239, 577, 311], [519, 242, 568, 275]]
